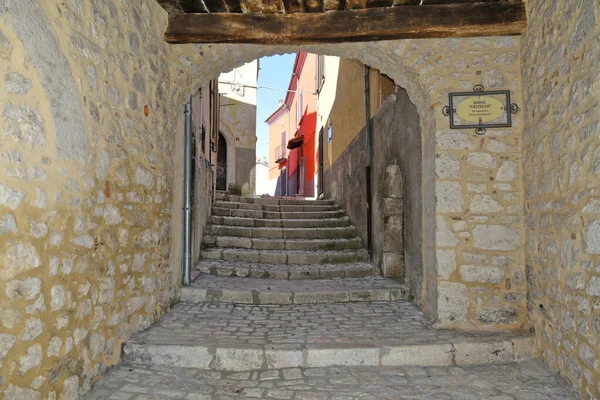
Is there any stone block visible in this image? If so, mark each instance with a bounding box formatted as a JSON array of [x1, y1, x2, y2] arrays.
[[452, 339, 513, 365], [511, 337, 535, 360], [381, 344, 454, 366], [470, 195, 504, 213], [436, 217, 459, 247], [460, 265, 505, 283], [215, 346, 263, 371], [468, 152, 497, 168], [265, 349, 304, 369], [146, 344, 214, 369], [476, 307, 518, 324], [436, 181, 464, 213], [437, 282, 469, 323], [473, 225, 521, 251], [382, 252, 404, 278], [436, 250, 456, 280], [306, 345, 379, 367]]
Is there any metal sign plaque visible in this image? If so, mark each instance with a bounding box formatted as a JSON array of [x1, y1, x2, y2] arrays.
[[442, 85, 518, 135]]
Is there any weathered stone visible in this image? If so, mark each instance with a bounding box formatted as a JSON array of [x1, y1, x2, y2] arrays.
[[99, 278, 115, 304], [62, 376, 79, 400], [2, 384, 41, 400], [47, 337, 62, 358], [436, 250, 456, 280], [473, 225, 521, 251], [72, 235, 94, 248], [0, 183, 25, 211], [436, 181, 464, 213], [496, 161, 518, 182], [0, 334, 17, 366], [3, 104, 45, 148], [586, 276, 600, 297], [135, 166, 154, 188], [435, 153, 461, 178], [0, 213, 18, 234], [477, 308, 518, 324], [468, 152, 497, 169], [585, 220, 600, 254], [88, 333, 106, 359], [28, 219, 48, 238], [96, 150, 110, 180], [104, 204, 122, 225], [6, 278, 41, 300], [5, 72, 32, 94], [438, 282, 468, 323], [436, 217, 458, 247], [31, 188, 48, 209], [470, 195, 504, 213], [460, 265, 505, 283], [436, 131, 476, 150], [19, 343, 42, 375], [22, 318, 44, 341]]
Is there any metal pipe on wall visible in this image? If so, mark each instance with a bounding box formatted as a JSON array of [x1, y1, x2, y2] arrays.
[[182, 97, 192, 286], [364, 65, 373, 260]]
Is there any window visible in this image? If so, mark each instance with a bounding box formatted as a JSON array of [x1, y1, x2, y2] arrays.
[[328, 123, 333, 142]]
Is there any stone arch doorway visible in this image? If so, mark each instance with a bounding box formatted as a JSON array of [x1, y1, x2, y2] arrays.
[[216, 132, 228, 191], [173, 46, 436, 318], [170, 35, 525, 325]]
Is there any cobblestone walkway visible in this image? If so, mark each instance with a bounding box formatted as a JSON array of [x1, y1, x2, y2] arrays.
[[84, 360, 577, 399], [128, 301, 519, 347]]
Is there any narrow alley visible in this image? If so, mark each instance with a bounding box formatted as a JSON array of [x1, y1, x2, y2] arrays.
[[0, 0, 597, 399]]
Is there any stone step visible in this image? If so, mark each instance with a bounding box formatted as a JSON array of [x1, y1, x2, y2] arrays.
[[212, 207, 346, 220], [122, 301, 535, 371], [85, 361, 578, 400], [207, 224, 358, 239], [203, 236, 364, 251], [201, 248, 369, 264], [181, 276, 405, 304], [210, 215, 352, 228], [194, 260, 379, 279], [213, 201, 339, 213], [215, 193, 335, 206]]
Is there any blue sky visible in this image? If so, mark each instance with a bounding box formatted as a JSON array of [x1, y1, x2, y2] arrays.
[[256, 53, 296, 160]]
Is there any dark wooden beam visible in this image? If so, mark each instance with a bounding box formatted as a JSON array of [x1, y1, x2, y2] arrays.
[[165, 2, 527, 44], [223, 0, 243, 12], [303, 0, 324, 12]]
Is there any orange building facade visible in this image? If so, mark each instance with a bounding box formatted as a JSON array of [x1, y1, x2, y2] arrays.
[[266, 52, 319, 197]]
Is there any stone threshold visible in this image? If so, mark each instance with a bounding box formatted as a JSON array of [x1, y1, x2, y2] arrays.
[[182, 276, 406, 304], [122, 335, 535, 371], [200, 248, 369, 264], [194, 260, 379, 279]]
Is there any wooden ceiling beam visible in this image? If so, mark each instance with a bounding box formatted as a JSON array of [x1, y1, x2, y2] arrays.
[[180, 0, 208, 12], [164, 1, 527, 44]]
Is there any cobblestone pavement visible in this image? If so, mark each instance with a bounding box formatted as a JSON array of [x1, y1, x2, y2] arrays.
[[84, 360, 578, 399], [129, 301, 521, 347]]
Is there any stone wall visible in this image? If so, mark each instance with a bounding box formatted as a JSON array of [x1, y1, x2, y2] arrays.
[[520, 1, 600, 398], [323, 88, 423, 295], [0, 0, 532, 395], [0, 1, 183, 398]]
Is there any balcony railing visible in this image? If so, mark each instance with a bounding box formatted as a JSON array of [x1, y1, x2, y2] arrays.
[[275, 145, 287, 163]]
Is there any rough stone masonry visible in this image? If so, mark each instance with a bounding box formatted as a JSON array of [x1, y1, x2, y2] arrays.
[[0, 0, 596, 399]]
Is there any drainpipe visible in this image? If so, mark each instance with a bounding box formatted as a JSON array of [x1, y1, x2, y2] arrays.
[[182, 97, 192, 286], [364, 65, 373, 260]]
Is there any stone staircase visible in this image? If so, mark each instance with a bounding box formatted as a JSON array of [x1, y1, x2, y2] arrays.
[[121, 194, 534, 373]]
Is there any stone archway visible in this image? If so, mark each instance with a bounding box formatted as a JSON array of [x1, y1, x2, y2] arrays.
[[169, 43, 439, 317], [167, 35, 526, 328]]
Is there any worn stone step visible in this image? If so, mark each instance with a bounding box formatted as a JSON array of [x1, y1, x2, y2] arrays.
[[181, 276, 405, 304], [122, 301, 535, 371], [210, 215, 352, 228], [207, 224, 358, 239], [215, 193, 335, 206], [85, 361, 578, 400], [212, 207, 346, 220], [194, 260, 379, 279], [201, 248, 369, 264], [203, 236, 363, 251], [213, 201, 339, 213]]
